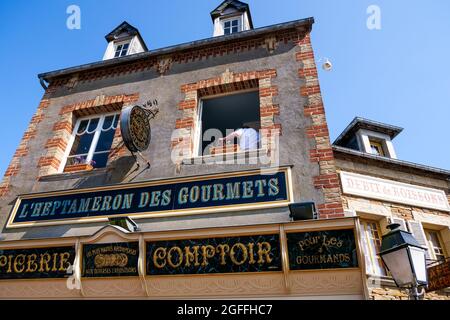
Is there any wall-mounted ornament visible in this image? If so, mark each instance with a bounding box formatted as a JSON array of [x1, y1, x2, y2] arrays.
[[120, 100, 159, 153]]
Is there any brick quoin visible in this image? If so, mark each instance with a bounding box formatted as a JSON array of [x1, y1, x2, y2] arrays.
[[309, 148, 334, 162], [297, 32, 344, 218], [306, 124, 329, 138], [303, 104, 325, 116]]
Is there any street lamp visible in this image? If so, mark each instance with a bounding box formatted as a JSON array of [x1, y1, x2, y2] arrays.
[[378, 223, 428, 300]]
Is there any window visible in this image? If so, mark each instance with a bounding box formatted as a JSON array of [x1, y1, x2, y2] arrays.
[[223, 18, 240, 35], [62, 113, 119, 171], [114, 42, 130, 58], [425, 229, 447, 262], [195, 90, 261, 156], [369, 140, 385, 156], [360, 220, 387, 276]]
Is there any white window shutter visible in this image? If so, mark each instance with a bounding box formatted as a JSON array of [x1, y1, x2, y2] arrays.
[[407, 220, 431, 260], [358, 223, 374, 275], [392, 217, 408, 232]]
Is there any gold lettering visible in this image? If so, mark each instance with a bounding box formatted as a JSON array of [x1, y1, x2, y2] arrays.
[[167, 247, 183, 268], [153, 248, 167, 269], [26, 254, 38, 273], [0, 255, 7, 269], [230, 243, 248, 266], [59, 252, 71, 271], [39, 253, 52, 272], [216, 244, 229, 265], [201, 245, 215, 267], [248, 243, 256, 264], [13, 254, 26, 273], [257, 242, 273, 264]]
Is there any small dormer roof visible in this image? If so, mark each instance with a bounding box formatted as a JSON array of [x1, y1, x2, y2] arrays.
[[210, 0, 254, 29], [333, 117, 403, 147], [104, 21, 148, 51]]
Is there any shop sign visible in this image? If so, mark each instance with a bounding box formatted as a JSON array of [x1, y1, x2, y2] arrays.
[[82, 242, 139, 278], [120, 105, 152, 153], [426, 259, 450, 292], [0, 246, 75, 280], [7, 167, 291, 228], [287, 229, 358, 270], [340, 171, 450, 212], [146, 234, 281, 275]]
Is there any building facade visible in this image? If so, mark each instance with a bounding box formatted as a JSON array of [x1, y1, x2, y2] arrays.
[[0, 1, 448, 299]]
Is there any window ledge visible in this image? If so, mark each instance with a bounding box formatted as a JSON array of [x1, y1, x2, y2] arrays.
[[182, 148, 270, 165], [38, 168, 108, 182]]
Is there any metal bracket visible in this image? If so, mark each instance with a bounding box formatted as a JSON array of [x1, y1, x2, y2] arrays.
[[141, 99, 160, 121]]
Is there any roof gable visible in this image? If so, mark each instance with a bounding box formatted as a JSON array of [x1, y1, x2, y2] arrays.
[[105, 21, 148, 51], [210, 0, 254, 28]]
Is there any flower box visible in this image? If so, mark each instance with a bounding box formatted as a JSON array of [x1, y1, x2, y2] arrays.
[[64, 163, 94, 173]]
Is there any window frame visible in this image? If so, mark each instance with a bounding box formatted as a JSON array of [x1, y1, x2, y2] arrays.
[[59, 111, 120, 172], [222, 17, 242, 35], [195, 88, 260, 157], [114, 41, 131, 58], [424, 229, 447, 261], [360, 219, 387, 276]]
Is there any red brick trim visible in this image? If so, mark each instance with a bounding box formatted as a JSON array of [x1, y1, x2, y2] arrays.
[[297, 32, 344, 218]]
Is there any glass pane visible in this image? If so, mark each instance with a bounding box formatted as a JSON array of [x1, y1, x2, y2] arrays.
[[232, 20, 238, 26], [92, 152, 109, 168], [224, 28, 231, 35], [69, 132, 95, 156], [102, 115, 115, 130], [224, 21, 231, 28], [77, 120, 89, 135], [120, 50, 127, 57], [116, 44, 123, 51], [429, 232, 441, 248], [95, 128, 115, 152], [114, 51, 120, 58], [232, 27, 238, 33], [87, 118, 100, 133], [122, 43, 129, 49]]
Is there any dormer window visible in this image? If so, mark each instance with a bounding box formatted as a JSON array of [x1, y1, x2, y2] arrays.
[[223, 18, 240, 35], [333, 117, 403, 160], [211, 0, 253, 37], [114, 42, 130, 58], [103, 21, 148, 61]]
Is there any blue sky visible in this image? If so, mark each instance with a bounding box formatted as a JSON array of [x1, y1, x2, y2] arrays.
[[0, 0, 449, 175]]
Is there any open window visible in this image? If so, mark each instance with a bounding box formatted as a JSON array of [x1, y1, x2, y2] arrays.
[[60, 113, 119, 172], [195, 90, 261, 157]]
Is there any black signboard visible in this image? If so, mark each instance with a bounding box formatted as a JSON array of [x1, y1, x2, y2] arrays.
[[146, 234, 281, 275], [287, 229, 358, 270], [0, 246, 75, 280], [8, 168, 290, 227], [82, 242, 139, 278]]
